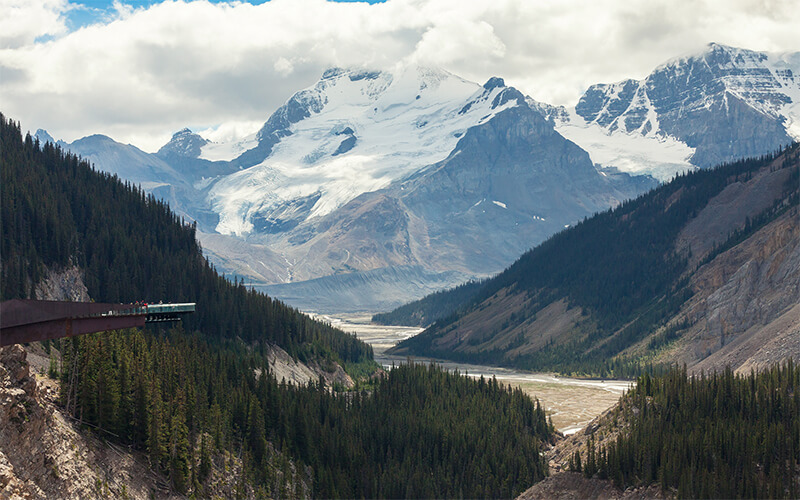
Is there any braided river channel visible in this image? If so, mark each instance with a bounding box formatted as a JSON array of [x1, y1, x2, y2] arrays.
[[317, 313, 634, 435]]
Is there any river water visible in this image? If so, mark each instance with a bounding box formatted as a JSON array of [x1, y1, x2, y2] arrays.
[[315, 313, 633, 435]]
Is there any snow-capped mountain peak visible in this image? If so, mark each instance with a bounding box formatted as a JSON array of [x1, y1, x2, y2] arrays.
[[649, 42, 798, 122], [575, 42, 800, 136], [209, 65, 524, 236], [555, 43, 799, 180], [34, 129, 56, 145], [157, 128, 208, 158]]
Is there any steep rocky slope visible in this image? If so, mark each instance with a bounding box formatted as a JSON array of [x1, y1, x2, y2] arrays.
[[0, 345, 173, 499], [391, 144, 799, 374], [653, 209, 800, 373]]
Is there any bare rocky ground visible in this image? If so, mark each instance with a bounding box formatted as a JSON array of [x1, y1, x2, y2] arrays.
[[0, 345, 265, 500], [262, 342, 355, 389], [518, 402, 670, 500], [517, 472, 666, 500], [33, 265, 90, 302], [0, 344, 171, 499]]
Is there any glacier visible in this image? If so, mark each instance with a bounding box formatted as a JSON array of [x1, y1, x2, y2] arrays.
[[208, 65, 521, 236]]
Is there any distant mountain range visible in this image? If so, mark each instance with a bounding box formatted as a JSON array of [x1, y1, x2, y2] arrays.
[[36, 43, 799, 312]]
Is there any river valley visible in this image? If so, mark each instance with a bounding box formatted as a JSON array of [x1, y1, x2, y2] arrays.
[[317, 313, 633, 435]]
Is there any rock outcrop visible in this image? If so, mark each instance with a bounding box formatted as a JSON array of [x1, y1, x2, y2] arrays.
[[0, 345, 270, 499], [0, 345, 169, 499], [663, 209, 800, 373], [263, 343, 355, 389], [33, 266, 90, 302]]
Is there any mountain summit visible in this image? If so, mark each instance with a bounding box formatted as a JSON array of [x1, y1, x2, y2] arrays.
[[157, 128, 208, 159], [555, 43, 800, 179], [192, 65, 649, 308], [209, 65, 527, 237]]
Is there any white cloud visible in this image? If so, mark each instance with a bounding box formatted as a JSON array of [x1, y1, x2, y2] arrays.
[[1, 0, 798, 152], [0, 0, 68, 48], [196, 120, 264, 143], [273, 57, 295, 76]]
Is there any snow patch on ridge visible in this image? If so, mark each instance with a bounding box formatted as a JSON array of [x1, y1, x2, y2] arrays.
[[196, 122, 261, 162], [765, 51, 800, 140], [200, 134, 258, 162], [559, 44, 800, 179], [556, 110, 695, 182]]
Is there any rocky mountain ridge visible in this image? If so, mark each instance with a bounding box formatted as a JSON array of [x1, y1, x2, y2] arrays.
[[554, 43, 800, 180], [35, 43, 799, 312]]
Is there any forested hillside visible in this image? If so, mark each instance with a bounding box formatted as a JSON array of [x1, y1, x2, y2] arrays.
[[391, 143, 799, 376], [571, 363, 800, 498], [0, 113, 368, 363], [1, 113, 556, 497], [372, 279, 486, 327], [59, 329, 553, 498]]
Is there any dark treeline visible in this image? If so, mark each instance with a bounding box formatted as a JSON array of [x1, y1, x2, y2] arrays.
[[58, 329, 553, 498], [571, 363, 800, 498], [399, 143, 799, 375], [372, 278, 486, 327], [0, 113, 369, 364], [2, 111, 555, 497]]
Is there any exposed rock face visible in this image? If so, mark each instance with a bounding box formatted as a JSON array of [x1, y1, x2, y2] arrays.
[[0, 346, 41, 499], [637, 152, 800, 373], [669, 209, 800, 373], [33, 266, 90, 302], [574, 43, 798, 168], [156, 128, 208, 159], [393, 104, 647, 274], [263, 343, 355, 389], [1, 345, 38, 405]]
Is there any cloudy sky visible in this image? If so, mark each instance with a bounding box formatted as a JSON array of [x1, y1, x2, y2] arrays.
[[2, 0, 798, 152]]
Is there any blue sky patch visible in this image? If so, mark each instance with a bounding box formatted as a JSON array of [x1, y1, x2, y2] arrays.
[[64, 0, 386, 31]]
